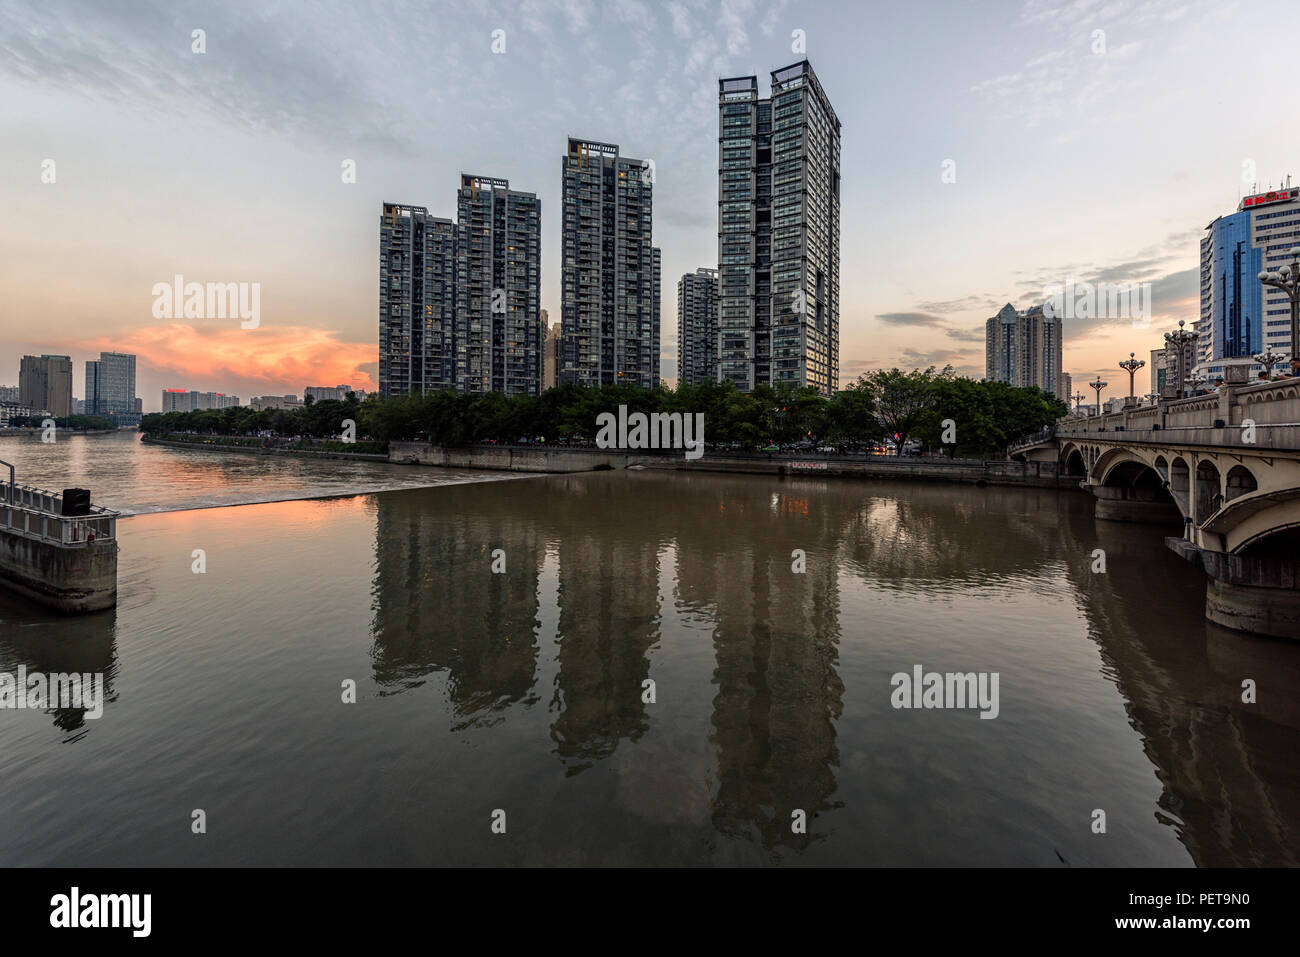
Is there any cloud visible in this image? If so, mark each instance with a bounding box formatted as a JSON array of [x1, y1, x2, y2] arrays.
[[915, 295, 1002, 314], [76, 323, 377, 396], [945, 327, 987, 343], [0, 0, 411, 150], [897, 347, 975, 370], [876, 312, 946, 327]]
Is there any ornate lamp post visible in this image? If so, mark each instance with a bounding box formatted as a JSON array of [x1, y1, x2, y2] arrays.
[[1072, 390, 1085, 413], [1163, 319, 1199, 398], [1118, 352, 1145, 405], [1258, 246, 1300, 375], [1254, 347, 1287, 380], [1089, 376, 1107, 414]]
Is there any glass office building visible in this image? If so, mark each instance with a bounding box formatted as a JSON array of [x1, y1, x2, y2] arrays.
[[1199, 185, 1299, 374]]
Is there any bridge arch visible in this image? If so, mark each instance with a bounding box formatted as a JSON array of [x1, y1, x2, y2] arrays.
[[1091, 446, 1157, 487], [1199, 487, 1300, 554], [1061, 444, 1086, 478], [1169, 457, 1191, 515], [1196, 461, 1222, 521], [1225, 465, 1258, 503]]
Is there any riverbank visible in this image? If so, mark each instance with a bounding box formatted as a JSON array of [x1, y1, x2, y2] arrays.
[[388, 441, 1072, 488], [0, 428, 117, 437], [141, 433, 389, 462]]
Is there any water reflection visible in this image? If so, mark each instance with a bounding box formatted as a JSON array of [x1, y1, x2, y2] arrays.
[[1061, 509, 1300, 866], [369, 493, 543, 727], [365, 469, 1299, 864], [0, 594, 118, 737]]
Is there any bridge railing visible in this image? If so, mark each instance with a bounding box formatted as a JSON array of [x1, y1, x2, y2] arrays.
[[1004, 425, 1055, 458], [0, 484, 118, 545], [1057, 378, 1300, 448]]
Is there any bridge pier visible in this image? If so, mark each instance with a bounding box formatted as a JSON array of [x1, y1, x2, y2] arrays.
[[1167, 539, 1300, 639], [1090, 485, 1182, 524]]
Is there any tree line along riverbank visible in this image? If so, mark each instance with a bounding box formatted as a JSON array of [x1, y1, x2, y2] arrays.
[[138, 368, 1065, 459]]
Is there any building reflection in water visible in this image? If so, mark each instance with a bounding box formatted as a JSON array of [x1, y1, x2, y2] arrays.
[[546, 475, 662, 773], [370, 484, 543, 728], [367, 470, 1299, 863]]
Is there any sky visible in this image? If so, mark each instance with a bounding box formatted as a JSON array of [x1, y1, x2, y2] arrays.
[[1, 0, 1297, 410]]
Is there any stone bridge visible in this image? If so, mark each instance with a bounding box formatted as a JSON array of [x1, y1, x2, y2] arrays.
[[1009, 377, 1300, 638]]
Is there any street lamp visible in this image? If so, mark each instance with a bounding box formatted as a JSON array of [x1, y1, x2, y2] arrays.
[[1258, 246, 1300, 376], [1254, 347, 1286, 381], [1073, 390, 1085, 413], [1089, 376, 1107, 414], [1163, 319, 1199, 398], [1118, 352, 1145, 405]]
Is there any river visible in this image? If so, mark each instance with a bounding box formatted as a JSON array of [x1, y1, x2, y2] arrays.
[[0, 432, 1296, 865]]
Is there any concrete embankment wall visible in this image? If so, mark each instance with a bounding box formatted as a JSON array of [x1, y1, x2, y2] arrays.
[[142, 435, 389, 462], [388, 442, 1068, 488], [0, 533, 118, 613]]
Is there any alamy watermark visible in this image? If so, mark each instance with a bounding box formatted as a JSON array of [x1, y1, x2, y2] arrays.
[[595, 405, 705, 460], [151, 274, 260, 329], [50, 887, 150, 937], [890, 664, 1000, 719], [1042, 277, 1151, 328], [0, 667, 104, 719]]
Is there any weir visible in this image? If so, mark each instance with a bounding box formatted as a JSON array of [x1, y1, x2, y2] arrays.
[[0, 465, 119, 613]]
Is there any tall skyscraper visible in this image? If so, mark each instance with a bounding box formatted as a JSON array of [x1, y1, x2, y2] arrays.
[[379, 177, 542, 399], [456, 175, 543, 395], [379, 203, 456, 397], [19, 354, 72, 417], [717, 60, 841, 396], [678, 267, 719, 387], [560, 138, 659, 389], [1199, 182, 1299, 372], [985, 303, 1067, 403], [85, 351, 137, 421]]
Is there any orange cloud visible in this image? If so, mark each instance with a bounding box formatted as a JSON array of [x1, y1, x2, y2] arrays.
[[76, 323, 377, 396]]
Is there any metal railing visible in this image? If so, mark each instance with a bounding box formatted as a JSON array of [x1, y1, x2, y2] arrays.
[[0, 482, 118, 545], [1004, 425, 1055, 458]]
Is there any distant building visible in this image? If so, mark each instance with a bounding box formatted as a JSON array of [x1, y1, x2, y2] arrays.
[[1149, 348, 1171, 396], [1061, 372, 1072, 408], [19, 355, 73, 417], [304, 385, 356, 403], [0, 402, 34, 428], [86, 351, 139, 425], [250, 395, 302, 411], [0, 386, 19, 404], [678, 267, 719, 387], [1199, 182, 1299, 373], [985, 303, 1068, 403], [163, 389, 241, 412], [542, 313, 562, 391], [560, 138, 659, 388]]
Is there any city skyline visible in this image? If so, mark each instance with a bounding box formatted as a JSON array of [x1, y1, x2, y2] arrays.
[[2, 0, 1297, 409]]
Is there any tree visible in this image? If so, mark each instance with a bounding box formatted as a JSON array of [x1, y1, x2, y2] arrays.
[[864, 366, 948, 453]]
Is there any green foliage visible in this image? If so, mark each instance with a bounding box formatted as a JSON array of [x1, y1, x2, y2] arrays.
[[137, 375, 1063, 458]]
